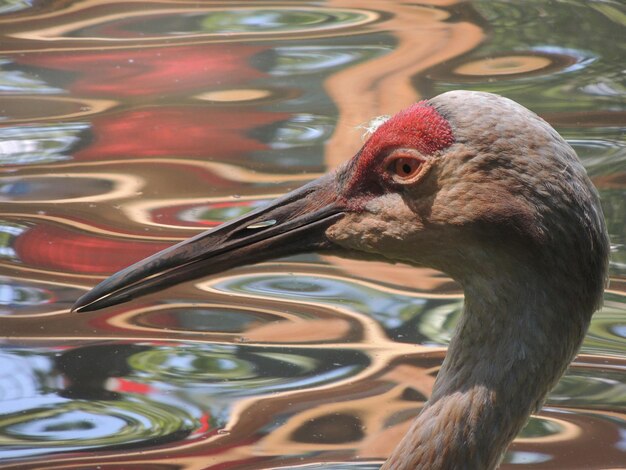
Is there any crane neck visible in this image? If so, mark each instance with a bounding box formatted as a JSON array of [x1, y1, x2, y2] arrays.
[[382, 270, 591, 470]]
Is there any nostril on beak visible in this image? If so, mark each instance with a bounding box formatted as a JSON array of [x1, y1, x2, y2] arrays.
[[245, 219, 277, 230]]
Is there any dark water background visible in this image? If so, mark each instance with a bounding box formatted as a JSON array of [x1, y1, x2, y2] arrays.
[[0, 1, 624, 468]]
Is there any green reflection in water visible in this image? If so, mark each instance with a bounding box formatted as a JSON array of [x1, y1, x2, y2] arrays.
[[200, 9, 368, 34], [431, 1, 625, 112], [583, 295, 626, 356], [137, 306, 278, 333], [212, 272, 462, 344], [0, 0, 32, 14], [127, 344, 368, 396], [502, 450, 552, 465], [268, 46, 388, 76], [518, 415, 563, 438], [268, 113, 336, 149], [550, 368, 626, 410], [130, 345, 258, 381], [0, 396, 195, 457], [180, 202, 260, 225], [0, 221, 28, 262], [567, 137, 625, 279]]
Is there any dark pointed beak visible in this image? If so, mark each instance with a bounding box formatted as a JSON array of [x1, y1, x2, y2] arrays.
[[72, 173, 345, 312]]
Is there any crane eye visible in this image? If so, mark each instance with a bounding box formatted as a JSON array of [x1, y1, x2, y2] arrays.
[[390, 156, 422, 181]]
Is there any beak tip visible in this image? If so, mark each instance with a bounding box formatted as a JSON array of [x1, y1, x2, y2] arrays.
[[70, 301, 85, 313], [72, 292, 97, 313], [72, 289, 132, 313], [71, 301, 88, 313]]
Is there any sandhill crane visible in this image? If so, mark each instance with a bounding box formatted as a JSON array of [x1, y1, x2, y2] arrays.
[[74, 91, 609, 469]]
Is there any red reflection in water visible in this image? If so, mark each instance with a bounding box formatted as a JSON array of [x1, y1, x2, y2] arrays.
[[1, 2, 623, 469], [16, 45, 265, 97], [75, 107, 287, 160], [14, 224, 170, 274], [111, 378, 155, 395]]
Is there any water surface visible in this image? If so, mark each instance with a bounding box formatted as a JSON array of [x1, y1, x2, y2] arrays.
[[0, 1, 625, 468]]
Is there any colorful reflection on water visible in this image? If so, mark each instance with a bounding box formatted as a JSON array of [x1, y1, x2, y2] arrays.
[[0, 0, 624, 468]]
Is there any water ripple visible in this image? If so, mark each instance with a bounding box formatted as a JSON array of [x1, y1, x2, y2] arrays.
[[0, 395, 195, 459], [6, 7, 378, 45]]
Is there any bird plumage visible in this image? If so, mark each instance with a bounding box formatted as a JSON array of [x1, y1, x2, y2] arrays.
[[74, 91, 609, 469]]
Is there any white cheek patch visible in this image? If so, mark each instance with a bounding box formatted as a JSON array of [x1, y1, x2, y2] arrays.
[[357, 115, 391, 141]]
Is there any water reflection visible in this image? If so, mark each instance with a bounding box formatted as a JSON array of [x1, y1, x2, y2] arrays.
[[0, 124, 89, 165], [0, 222, 27, 262], [11, 7, 376, 42], [117, 9, 372, 37], [0, 344, 196, 459], [0, 341, 373, 461], [175, 199, 269, 228], [0, 58, 63, 94], [263, 45, 388, 76], [0, 277, 82, 316], [10, 220, 172, 274], [207, 272, 461, 344], [0, 0, 624, 468], [1, 395, 196, 459]]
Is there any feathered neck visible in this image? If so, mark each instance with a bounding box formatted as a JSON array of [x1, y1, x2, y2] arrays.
[[382, 271, 593, 469]]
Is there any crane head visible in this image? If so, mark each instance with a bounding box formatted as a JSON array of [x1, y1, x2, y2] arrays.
[[73, 91, 608, 313]]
